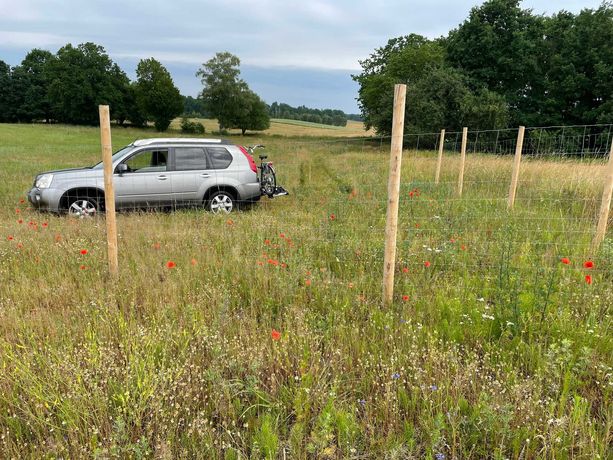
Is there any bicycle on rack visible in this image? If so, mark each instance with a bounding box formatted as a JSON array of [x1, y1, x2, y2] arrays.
[[247, 145, 288, 198]]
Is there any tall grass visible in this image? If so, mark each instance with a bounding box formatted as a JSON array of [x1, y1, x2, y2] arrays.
[[0, 124, 611, 458]]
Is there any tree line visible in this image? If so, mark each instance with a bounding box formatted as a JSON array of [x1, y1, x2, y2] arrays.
[[268, 102, 347, 126], [353, 0, 612, 135], [0, 44, 360, 134], [0, 47, 272, 133], [0, 43, 184, 131]]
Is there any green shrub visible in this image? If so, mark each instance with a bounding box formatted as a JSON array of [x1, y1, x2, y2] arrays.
[[180, 117, 205, 134]]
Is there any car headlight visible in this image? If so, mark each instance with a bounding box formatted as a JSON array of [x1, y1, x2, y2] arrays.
[[35, 174, 54, 189]]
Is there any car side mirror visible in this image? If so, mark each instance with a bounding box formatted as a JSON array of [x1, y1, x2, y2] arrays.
[[116, 163, 128, 175]]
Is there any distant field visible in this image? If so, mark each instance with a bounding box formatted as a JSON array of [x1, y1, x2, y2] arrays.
[[0, 122, 611, 458], [170, 117, 374, 137]]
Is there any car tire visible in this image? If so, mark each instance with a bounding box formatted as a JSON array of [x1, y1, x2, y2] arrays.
[[207, 190, 235, 213], [67, 196, 100, 218]]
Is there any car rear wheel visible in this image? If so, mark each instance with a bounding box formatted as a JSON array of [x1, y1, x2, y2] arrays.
[[207, 191, 235, 213], [68, 196, 99, 218]]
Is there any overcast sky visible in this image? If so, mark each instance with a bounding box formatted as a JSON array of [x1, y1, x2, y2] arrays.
[[0, 0, 601, 113]]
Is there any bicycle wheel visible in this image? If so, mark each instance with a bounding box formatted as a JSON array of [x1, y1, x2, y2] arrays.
[[261, 165, 276, 197]]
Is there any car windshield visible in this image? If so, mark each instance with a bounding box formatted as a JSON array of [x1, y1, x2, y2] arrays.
[[91, 146, 134, 169]]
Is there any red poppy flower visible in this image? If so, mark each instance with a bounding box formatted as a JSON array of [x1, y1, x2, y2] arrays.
[[42, 222, 48, 228], [19, 199, 25, 204], [402, 267, 409, 273], [226, 219, 234, 226], [7, 236, 13, 241], [583, 261, 594, 269], [190, 258, 197, 266], [54, 234, 62, 242], [305, 279, 312, 287], [80, 249, 88, 255], [271, 329, 281, 341], [409, 191, 414, 198], [415, 223, 420, 228], [329, 213, 336, 221], [460, 245, 466, 251], [402, 295, 409, 301], [279, 233, 285, 239], [424, 261, 431, 268], [17, 219, 23, 224], [281, 262, 287, 268], [80, 265, 87, 270], [257, 261, 264, 266], [560, 258, 571, 265], [264, 239, 271, 246], [450, 238, 456, 243], [166, 261, 176, 269], [585, 275, 592, 285], [267, 258, 279, 266], [15, 208, 20, 214], [17, 242, 23, 249]]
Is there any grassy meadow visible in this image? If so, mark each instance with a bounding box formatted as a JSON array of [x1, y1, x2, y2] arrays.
[[169, 118, 374, 138], [0, 123, 612, 458]]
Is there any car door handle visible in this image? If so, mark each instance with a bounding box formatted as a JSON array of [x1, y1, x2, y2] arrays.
[[157, 175, 168, 181], [200, 173, 211, 178]]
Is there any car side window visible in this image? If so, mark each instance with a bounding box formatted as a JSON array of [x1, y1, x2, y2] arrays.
[[206, 147, 232, 169], [124, 150, 168, 173], [174, 147, 208, 170]]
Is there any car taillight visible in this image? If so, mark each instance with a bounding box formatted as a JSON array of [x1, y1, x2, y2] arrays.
[[238, 146, 257, 173]]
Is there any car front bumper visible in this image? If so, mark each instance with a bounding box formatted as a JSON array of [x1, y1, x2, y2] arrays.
[[27, 187, 63, 212]]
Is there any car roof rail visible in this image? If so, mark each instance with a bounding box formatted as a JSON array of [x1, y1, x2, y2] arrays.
[[132, 138, 232, 147]]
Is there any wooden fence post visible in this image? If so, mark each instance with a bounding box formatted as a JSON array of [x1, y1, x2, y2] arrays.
[[457, 127, 468, 196], [592, 139, 613, 251], [99, 105, 119, 276], [383, 84, 407, 305], [435, 129, 445, 184], [508, 126, 526, 209]]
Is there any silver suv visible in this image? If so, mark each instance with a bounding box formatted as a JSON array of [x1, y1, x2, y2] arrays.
[[27, 138, 262, 215]]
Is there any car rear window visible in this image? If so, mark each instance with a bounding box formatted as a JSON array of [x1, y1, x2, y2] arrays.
[[206, 147, 233, 169], [175, 147, 208, 170]]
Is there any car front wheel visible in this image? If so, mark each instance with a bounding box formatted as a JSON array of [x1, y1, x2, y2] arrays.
[[207, 191, 235, 213]]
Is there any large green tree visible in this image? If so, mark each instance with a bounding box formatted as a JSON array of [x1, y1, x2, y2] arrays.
[[352, 34, 446, 133], [10, 49, 54, 122], [134, 58, 183, 131], [354, 1, 612, 132], [407, 66, 508, 133], [46, 43, 125, 125], [539, 5, 613, 125], [196, 52, 250, 131], [352, 33, 507, 134], [446, 0, 612, 126], [229, 89, 270, 135], [196, 52, 270, 133], [109, 63, 144, 126], [0, 60, 14, 122]]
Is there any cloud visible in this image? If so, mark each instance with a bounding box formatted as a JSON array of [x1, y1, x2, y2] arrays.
[[0, 0, 600, 112], [0, 31, 67, 48], [0, 0, 43, 21]]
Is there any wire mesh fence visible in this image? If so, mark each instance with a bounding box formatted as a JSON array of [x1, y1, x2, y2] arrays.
[[3, 123, 612, 293]]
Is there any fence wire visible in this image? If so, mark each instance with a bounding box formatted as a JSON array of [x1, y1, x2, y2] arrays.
[[2, 123, 612, 298]]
